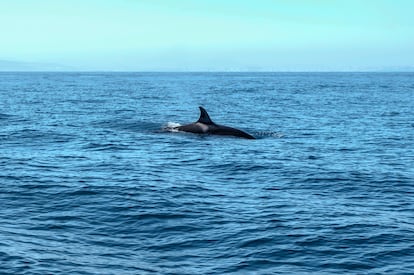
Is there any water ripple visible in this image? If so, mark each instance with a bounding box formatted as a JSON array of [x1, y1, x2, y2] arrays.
[[0, 72, 413, 274]]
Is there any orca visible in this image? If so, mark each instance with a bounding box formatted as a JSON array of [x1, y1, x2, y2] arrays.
[[174, 107, 255, 139]]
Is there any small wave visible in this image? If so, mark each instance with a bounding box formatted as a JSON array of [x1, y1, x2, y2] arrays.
[[253, 131, 284, 138], [0, 113, 12, 120], [95, 119, 161, 132], [2, 129, 74, 145], [82, 142, 130, 151], [381, 111, 401, 117]]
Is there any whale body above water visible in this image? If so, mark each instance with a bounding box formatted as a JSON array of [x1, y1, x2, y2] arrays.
[[173, 107, 255, 139]]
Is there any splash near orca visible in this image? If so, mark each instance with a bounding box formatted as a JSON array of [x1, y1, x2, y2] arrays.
[[173, 107, 255, 139]]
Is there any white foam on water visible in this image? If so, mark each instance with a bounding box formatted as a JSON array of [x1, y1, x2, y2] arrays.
[[164, 122, 181, 132]]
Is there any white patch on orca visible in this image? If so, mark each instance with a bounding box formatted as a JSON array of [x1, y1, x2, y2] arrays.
[[195, 122, 209, 133]]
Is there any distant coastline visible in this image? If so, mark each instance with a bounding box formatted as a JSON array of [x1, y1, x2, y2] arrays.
[[1, 60, 413, 73], [0, 60, 72, 72]]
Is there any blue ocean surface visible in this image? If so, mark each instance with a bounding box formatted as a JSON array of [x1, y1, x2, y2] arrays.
[[0, 72, 413, 274]]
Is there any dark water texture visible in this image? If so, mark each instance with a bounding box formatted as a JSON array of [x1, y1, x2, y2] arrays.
[[1, 72, 413, 274]]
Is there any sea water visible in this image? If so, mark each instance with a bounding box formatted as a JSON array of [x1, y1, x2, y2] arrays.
[[0, 72, 413, 274]]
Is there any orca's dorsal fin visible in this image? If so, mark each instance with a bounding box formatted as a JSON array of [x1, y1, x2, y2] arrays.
[[197, 106, 214, 124]]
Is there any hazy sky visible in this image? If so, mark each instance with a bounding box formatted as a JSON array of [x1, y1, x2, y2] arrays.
[[1, 0, 413, 71]]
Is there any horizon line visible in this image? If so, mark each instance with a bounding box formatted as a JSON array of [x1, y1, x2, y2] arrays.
[[0, 70, 414, 73]]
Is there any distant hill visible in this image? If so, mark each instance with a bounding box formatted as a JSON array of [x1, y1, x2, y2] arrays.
[[0, 60, 72, 71], [1, 59, 413, 72]]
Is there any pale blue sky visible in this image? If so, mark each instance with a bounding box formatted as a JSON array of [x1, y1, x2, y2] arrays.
[[1, 0, 413, 71]]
